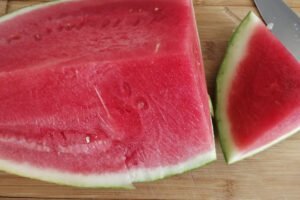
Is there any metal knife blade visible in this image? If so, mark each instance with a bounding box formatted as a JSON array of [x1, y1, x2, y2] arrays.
[[254, 0, 300, 60]]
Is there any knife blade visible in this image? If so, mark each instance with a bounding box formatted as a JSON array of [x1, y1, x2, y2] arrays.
[[254, 0, 300, 60]]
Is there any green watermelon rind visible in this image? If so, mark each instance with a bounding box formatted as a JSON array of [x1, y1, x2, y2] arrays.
[[216, 12, 258, 164], [129, 149, 216, 185], [0, 0, 216, 187], [216, 12, 300, 164], [228, 127, 300, 164], [208, 96, 214, 118], [0, 149, 216, 188]]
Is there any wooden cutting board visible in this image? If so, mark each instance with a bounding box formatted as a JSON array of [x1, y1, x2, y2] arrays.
[[0, 0, 299, 199]]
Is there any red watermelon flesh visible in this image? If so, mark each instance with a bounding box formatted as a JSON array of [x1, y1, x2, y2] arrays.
[[0, 0, 215, 187], [216, 12, 300, 164]]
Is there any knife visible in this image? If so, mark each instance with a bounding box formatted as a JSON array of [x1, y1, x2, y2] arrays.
[[254, 0, 300, 60]]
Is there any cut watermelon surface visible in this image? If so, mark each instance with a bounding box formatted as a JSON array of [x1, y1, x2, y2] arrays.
[[0, 0, 216, 187], [216, 12, 300, 164]]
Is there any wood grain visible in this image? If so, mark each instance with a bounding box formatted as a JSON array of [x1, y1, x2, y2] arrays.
[[0, 0, 8, 16], [0, 0, 300, 199]]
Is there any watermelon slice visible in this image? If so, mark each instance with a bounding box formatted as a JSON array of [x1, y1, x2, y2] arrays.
[[216, 12, 300, 164], [0, 0, 216, 187]]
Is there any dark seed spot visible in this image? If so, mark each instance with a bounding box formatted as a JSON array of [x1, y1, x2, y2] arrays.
[[125, 107, 133, 113], [102, 19, 111, 28], [150, 14, 166, 24], [132, 18, 141, 26], [121, 82, 132, 97], [65, 23, 74, 31], [46, 28, 52, 34], [76, 22, 84, 30], [112, 19, 121, 27], [60, 131, 67, 141], [7, 34, 21, 43], [57, 25, 64, 32]]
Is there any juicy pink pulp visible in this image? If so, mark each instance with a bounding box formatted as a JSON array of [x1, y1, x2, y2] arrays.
[[0, 0, 213, 174], [228, 23, 300, 152]]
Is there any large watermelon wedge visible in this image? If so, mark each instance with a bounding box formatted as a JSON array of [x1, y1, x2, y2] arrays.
[[216, 12, 300, 164], [0, 0, 216, 187]]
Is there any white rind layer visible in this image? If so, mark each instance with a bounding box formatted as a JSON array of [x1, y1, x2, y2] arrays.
[[216, 12, 300, 164], [228, 126, 300, 164], [0, 149, 216, 188]]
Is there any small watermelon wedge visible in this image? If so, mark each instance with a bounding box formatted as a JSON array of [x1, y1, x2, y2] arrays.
[[0, 0, 216, 187], [216, 12, 300, 164]]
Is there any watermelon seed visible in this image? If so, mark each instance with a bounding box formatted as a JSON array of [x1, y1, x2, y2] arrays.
[[65, 23, 74, 31], [150, 14, 165, 24], [61, 52, 68, 57], [121, 82, 132, 97], [64, 69, 77, 79], [76, 19, 85, 30], [76, 24, 83, 30], [60, 131, 67, 141], [85, 136, 91, 144], [135, 97, 148, 110], [132, 18, 141, 26], [34, 34, 42, 41], [155, 43, 161, 53], [7, 34, 21, 43], [46, 28, 52, 34], [124, 107, 133, 113], [57, 25, 64, 32], [115, 106, 125, 114], [112, 19, 122, 27]]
